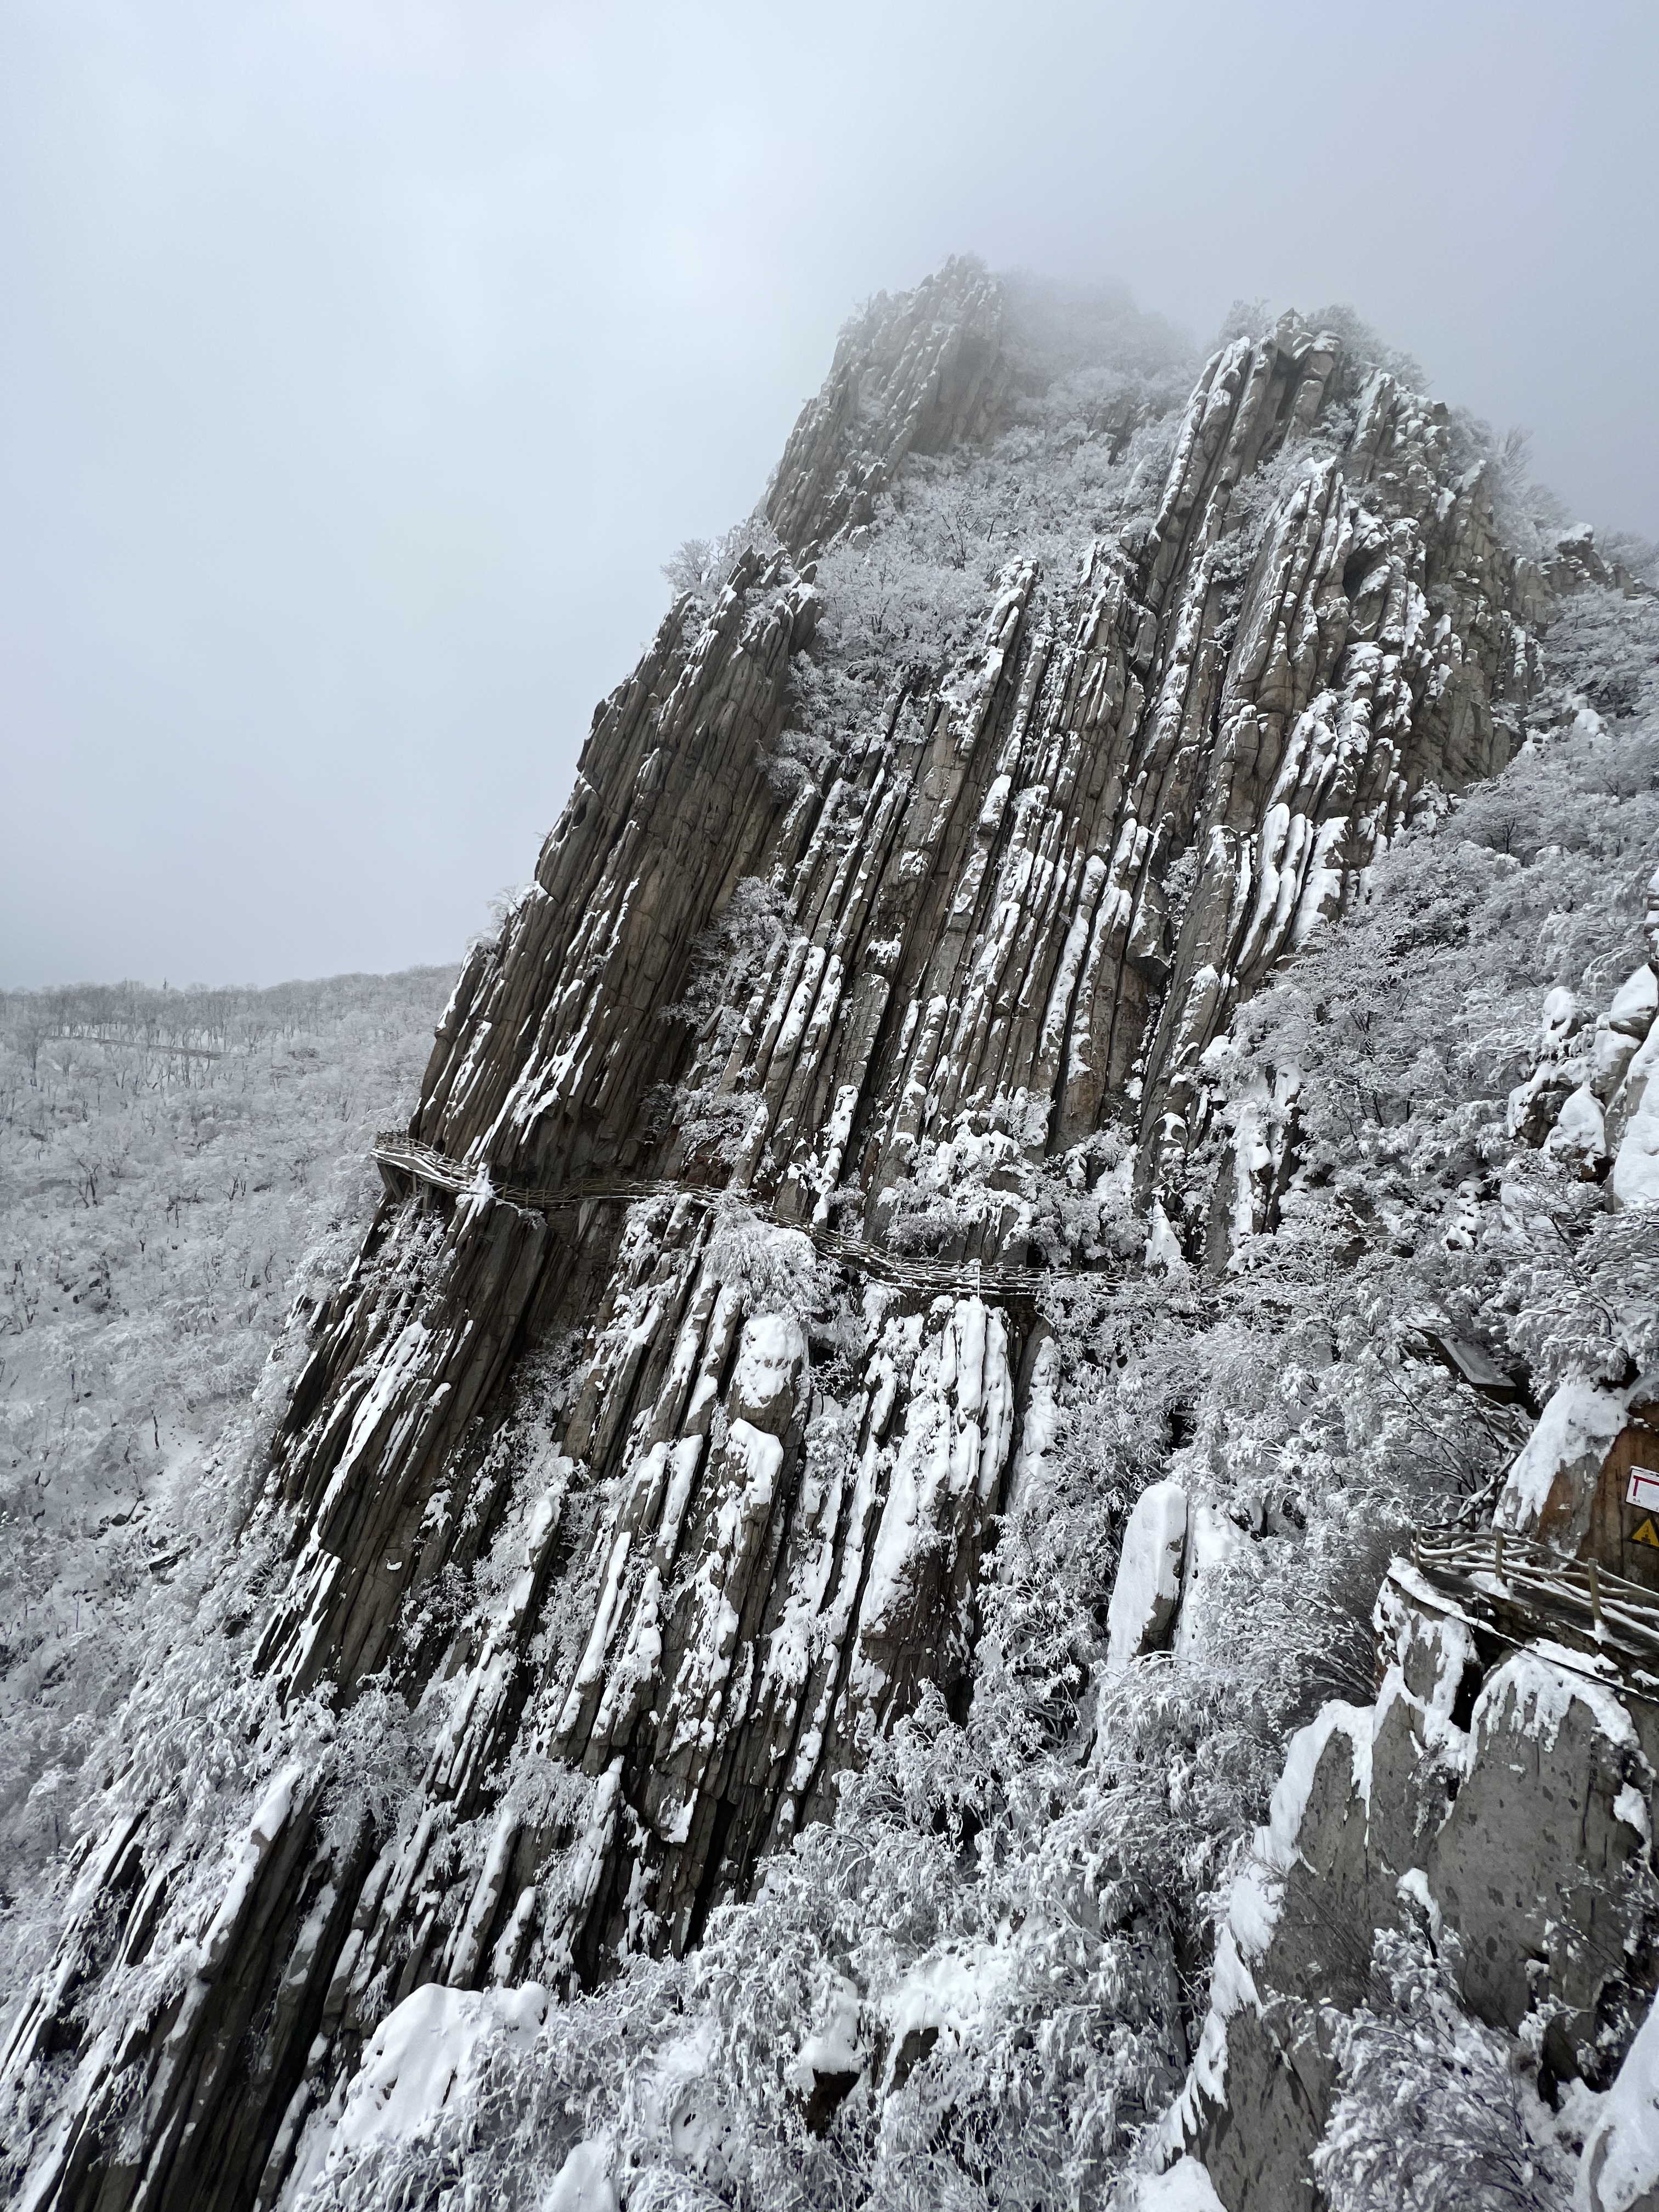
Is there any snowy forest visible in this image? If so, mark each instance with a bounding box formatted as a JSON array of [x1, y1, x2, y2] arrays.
[[0, 973, 453, 1938], [4, 265, 1659, 2212]]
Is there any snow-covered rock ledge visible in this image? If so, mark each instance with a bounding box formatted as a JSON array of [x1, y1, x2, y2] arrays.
[[1163, 1589, 1659, 2209]]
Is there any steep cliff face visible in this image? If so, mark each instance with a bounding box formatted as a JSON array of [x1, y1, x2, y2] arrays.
[[3, 260, 1626, 2212], [1174, 1581, 1659, 2210]]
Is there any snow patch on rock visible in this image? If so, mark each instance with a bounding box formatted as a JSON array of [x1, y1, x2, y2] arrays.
[[540, 2141, 618, 2212], [1106, 1480, 1188, 1670], [1611, 1027, 1659, 1210], [1581, 1996, 1659, 2212], [1469, 1646, 1638, 1761], [1495, 1375, 1633, 1538], [286, 1981, 549, 2197], [1133, 2157, 1227, 2211]]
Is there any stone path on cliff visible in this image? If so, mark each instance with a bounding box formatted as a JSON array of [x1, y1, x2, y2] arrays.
[[381, 1138, 1659, 1700], [371, 1130, 1121, 1303]]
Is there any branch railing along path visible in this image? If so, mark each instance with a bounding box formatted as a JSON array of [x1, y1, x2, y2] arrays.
[[1395, 1526, 1659, 1694], [371, 1131, 1114, 1304]]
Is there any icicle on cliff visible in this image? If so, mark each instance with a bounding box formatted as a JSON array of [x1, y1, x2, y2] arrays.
[[4, 259, 1565, 2212]]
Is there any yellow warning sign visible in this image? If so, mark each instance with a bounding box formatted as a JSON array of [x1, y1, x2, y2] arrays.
[[1633, 1518, 1659, 1549]]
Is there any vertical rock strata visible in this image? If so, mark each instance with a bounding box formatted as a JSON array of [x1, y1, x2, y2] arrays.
[[4, 260, 1555, 2212], [1176, 1592, 1659, 2209]]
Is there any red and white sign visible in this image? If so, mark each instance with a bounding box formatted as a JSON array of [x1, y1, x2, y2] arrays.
[[1628, 1466, 1659, 1511]]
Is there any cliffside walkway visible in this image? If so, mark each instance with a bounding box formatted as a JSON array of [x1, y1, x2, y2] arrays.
[[371, 1131, 1113, 1304], [1394, 1527, 1659, 1700]]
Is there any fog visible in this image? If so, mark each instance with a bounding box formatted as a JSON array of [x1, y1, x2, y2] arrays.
[[3, 0, 1654, 988]]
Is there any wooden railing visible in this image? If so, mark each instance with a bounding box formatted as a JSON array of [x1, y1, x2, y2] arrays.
[[1398, 1526, 1659, 1675], [370, 1132, 1099, 1303]]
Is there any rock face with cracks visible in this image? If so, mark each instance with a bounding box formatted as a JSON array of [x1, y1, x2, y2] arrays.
[[1175, 1586, 1659, 2210], [3, 260, 1567, 2212]]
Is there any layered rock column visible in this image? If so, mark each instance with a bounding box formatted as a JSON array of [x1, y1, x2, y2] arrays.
[[3, 263, 1559, 2212]]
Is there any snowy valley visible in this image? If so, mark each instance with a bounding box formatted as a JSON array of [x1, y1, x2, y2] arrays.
[[3, 263, 1659, 2212], [0, 974, 454, 1942]]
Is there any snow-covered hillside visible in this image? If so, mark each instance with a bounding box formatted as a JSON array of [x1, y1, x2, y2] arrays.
[[3, 266, 1658, 2212], [0, 970, 453, 1993]]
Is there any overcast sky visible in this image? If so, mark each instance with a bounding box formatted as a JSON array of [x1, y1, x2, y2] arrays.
[[3, 0, 1655, 989]]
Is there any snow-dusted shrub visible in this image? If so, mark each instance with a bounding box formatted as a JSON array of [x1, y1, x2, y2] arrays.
[[660, 881, 788, 1172], [1314, 1928, 1571, 2211], [315, 1675, 428, 1860], [881, 1119, 1035, 1261], [661, 515, 783, 613], [667, 878, 787, 1042], [810, 498, 998, 687], [702, 1196, 826, 1321], [1024, 1135, 1144, 1270]]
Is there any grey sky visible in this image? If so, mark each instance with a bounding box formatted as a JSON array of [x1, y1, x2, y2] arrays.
[[3, 0, 1655, 989]]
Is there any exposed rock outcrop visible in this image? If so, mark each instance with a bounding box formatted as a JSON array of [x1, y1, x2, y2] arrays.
[[1495, 1376, 1638, 1549], [1508, 885, 1659, 1202], [2, 261, 1577, 2212], [1172, 1581, 1659, 2209]]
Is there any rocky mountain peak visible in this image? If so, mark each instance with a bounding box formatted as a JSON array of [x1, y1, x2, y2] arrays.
[[5, 262, 1656, 2212]]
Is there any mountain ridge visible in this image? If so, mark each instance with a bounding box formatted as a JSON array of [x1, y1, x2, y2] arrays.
[[5, 259, 1657, 2212]]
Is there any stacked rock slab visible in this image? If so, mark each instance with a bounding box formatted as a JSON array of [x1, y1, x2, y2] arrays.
[[1171, 1585, 1659, 2208], [4, 263, 1558, 2212]]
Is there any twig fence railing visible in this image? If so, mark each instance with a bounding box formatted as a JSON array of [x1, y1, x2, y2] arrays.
[[1401, 1526, 1659, 1683]]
